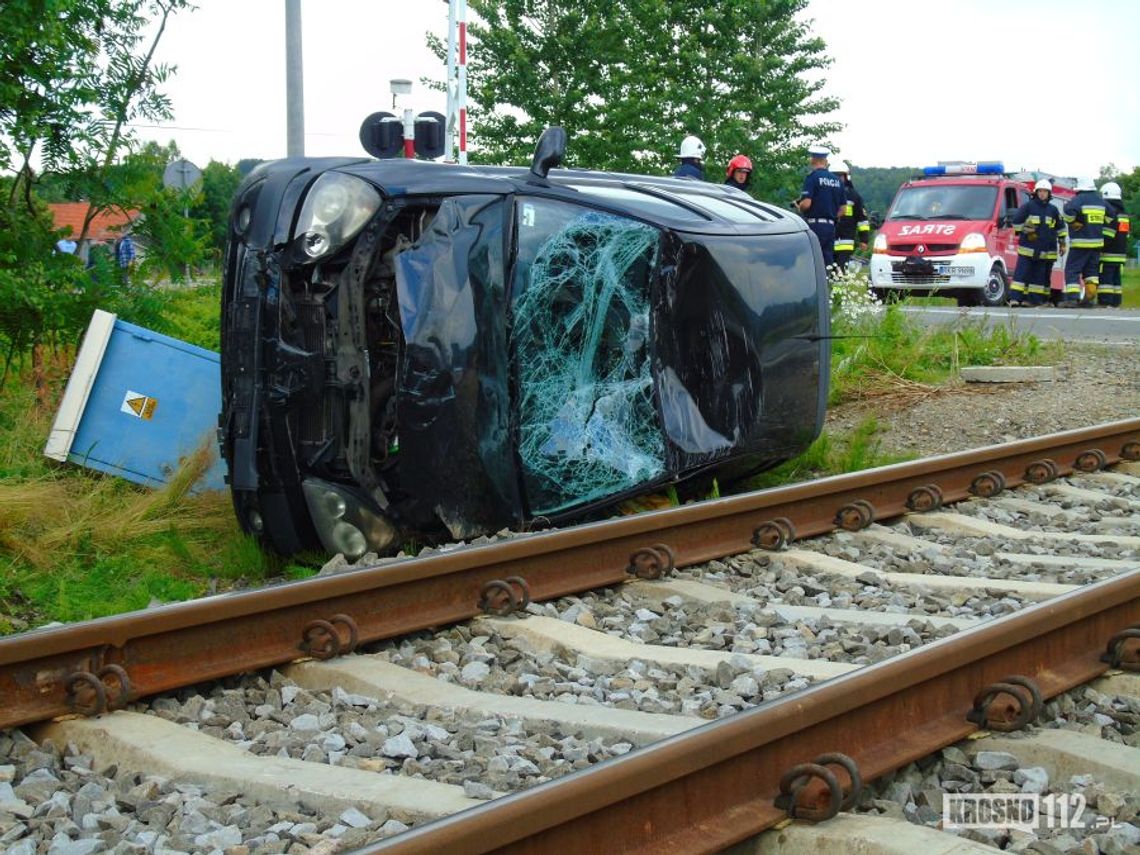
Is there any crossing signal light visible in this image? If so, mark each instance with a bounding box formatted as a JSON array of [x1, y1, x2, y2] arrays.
[[414, 111, 446, 160], [359, 112, 403, 159]]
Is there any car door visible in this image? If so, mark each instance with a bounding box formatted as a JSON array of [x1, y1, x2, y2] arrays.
[[508, 195, 665, 517], [996, 184, 1024, 270]]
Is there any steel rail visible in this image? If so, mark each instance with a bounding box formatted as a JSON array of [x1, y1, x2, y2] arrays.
[[0, 418, 1135, 728], [358, 570, 1140, 855]]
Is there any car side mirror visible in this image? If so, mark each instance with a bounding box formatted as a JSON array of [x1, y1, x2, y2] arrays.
[[869, 211, 884, 230], [998, 214, 1012, 228], [529, 127, 566, 184]]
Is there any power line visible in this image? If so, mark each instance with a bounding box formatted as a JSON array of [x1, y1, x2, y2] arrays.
[[126, 123, 342, 137]]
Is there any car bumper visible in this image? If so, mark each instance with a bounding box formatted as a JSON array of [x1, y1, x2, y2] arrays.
[[870, 253, 990, 290]]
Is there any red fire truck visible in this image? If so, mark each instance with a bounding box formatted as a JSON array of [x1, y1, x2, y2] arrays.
[[870, 162, 1076, 306]]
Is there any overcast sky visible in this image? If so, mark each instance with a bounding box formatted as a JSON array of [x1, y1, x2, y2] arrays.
[[135, 0, 1140, 178]]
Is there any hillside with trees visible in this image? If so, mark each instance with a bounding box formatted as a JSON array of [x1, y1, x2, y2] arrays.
[[848, 166, 917, 219]]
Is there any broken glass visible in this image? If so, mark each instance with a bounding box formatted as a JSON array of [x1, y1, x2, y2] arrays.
[[511, 199, 664, 514]]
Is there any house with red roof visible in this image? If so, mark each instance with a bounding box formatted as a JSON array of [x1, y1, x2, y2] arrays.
[[48, 203, 139, 261]]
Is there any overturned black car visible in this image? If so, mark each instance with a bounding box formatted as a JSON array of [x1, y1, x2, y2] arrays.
[[219, 134, 830, 559]]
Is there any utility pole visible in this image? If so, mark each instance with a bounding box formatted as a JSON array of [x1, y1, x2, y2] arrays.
[[285, 0, 305, 157]]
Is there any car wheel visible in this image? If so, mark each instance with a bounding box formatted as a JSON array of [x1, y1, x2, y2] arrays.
[[980, 264, 1010, 307], [871, 287, 891, 303]]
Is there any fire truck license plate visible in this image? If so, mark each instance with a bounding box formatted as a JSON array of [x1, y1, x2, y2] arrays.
[[947, 266, 973, 276]]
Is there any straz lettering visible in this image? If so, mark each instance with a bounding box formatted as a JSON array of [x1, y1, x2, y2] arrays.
[[898, 224, 958, 236]]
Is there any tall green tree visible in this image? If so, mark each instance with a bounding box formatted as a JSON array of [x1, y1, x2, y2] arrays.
[[192, 160, 242, 258], [1, 0, 190, 233], [433, 0, 840, 201], [0, 0, 190, 384]]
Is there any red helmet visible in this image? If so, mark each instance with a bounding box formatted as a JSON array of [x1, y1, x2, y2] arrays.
[[726, 154, 753, 176]]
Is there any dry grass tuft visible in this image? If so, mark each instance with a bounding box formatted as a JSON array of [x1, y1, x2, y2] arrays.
[[0, 440, 234, 570]]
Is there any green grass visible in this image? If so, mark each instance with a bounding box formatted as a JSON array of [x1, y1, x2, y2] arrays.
[[749, 417, 912, 490], [829, 302, 1062, 407], [164, 280, 222, 351], [1123, 267, 1139, 308]]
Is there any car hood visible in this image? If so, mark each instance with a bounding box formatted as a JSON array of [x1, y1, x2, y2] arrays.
[[878, 220, 990, 243]]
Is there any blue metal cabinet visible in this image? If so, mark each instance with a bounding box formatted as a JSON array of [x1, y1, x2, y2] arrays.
[[45, 310, 226, 490]]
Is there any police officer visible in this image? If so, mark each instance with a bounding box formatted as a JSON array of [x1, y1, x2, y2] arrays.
[[1098, 181, 1128, 308], [673, 136, 706, 180], [1061, 177, 1107, 307], [797, 145, 845, 269], [1009, 179, 1067, 307], [724, 154, 753, 192], [830, 160, 869, 272]]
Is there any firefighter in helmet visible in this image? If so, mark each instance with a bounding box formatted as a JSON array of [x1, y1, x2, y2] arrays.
[[724, 154, 753, 192], [1061, 177, 1107, 307], [1098, 181, 1128, 308], [1009, 179, 1067, 307], [797, 145, 844, 270], [830, 160, 869, 273], [673, 136, 706, 180]]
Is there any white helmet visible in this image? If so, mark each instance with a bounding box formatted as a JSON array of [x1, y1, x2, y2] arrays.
[[1075, 176, 1096, 192], [677, 136, 706, 160], [1100, 181, 1122, 201], [1033, 179, 1052, 193], [832, 160, 850, 174]]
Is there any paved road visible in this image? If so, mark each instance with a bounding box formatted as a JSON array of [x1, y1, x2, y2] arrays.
[[899, 305, 1140, 342]]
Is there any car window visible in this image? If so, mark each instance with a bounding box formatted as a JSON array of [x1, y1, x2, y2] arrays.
[[677, 192, 778, 223], [1001, 186, 1020, 219], [510, 197, 664, 514], [567, 184, 709, 223], [888, 185, 998, 221]]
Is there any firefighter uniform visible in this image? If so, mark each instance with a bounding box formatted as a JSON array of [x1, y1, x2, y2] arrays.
[[833, 170, 869, 273], [799, 147, 845, 269], [1009, 190, 1066, 306], [1099, 194, 1129, 308], [1062, 184, 1108, 306]]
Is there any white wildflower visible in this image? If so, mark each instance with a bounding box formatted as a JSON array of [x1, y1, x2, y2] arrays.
[[829, 265, 881, 324]]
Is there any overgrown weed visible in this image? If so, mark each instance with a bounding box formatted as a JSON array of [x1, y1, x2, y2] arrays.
[[749, 417, 909, 490], [829, 271, 1063, 407]]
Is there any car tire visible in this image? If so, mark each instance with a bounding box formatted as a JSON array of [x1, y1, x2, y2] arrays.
[[979, 264, 1010, 307], [871, 287, 891, 303]]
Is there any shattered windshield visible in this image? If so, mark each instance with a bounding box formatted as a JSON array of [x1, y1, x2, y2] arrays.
[[511, 198, 664, 515], [888, 185, 998, 221]]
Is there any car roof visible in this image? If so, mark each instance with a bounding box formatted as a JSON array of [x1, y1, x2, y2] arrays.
[[322, 158, 804, 234], [902, 177, 1006, 187]]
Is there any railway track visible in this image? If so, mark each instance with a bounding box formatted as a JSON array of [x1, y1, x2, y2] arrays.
[[0, 419, 1137, 854]]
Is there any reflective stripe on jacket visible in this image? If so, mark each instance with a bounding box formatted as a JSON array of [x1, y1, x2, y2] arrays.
[[1101, 199, 1129, 264], [835, 180, 867, 244], [1063, 191, 1107, 249], [1011, 195, 1066, 260]]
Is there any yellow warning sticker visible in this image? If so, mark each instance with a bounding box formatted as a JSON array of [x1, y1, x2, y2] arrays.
[[121, 390, 158, 420]]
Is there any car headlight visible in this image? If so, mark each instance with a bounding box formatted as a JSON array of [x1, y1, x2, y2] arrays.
[[302, 477, 397, 559], [294, 173, 381, 262], [960, 232, 988, 253], [872, 233, 887, 254]]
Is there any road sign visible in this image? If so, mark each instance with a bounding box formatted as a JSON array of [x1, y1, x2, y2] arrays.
[[163, 158, 202, 191]]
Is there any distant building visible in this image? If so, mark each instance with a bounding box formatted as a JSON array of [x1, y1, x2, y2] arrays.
[[47, 203, 140, 263]]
